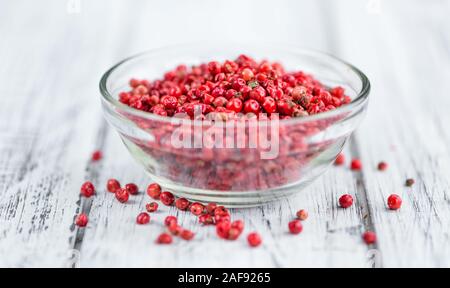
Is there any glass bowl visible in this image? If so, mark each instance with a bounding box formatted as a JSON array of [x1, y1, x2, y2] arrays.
[[100, 43, 370, 207]]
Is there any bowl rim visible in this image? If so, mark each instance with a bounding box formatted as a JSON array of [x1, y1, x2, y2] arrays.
[[99, 43, 370, 125]]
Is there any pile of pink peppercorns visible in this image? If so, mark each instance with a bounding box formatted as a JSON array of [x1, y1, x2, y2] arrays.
[[118, 54, 351, 119]]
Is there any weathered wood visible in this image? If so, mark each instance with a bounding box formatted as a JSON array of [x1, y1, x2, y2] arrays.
[[0, 0, 448, 268]]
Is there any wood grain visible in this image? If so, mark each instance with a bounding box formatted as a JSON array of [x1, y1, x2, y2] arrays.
[[0, 0, 448, 267]]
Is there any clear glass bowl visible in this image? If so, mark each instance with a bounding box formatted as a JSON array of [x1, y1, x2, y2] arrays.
[[100, 44, 370, 207]]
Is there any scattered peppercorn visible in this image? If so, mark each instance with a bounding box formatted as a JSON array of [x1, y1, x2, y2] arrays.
[[125, 183, 139, 195], [296, 209, 308, 221], [377, 162, 388, 171], [288, 220, 303, 234], [190, 202, 205, 216], [351, 159, 362, 171], [247, 232, 262, 247], [175, 198, 190, 211], [387, 194, 402, 210], [180, 230, 195, 241], [339, 194, 354, 208], [75, 213, 88, 227], [80, 181, 95, 198], [145, 202, 159, 213], [147, 183, 162, 199], [106, 179, 121, 193], [115, 188, 129, 203], [362, 231, 377, 245], [91, 150, 102, 162], [156, 233, 173, 244], [164, 216, 178, 227], [405, 178, 415, 187], [136, 212, 150, 225], [334, 153, 345, 166], [160, 191, 175, 206]]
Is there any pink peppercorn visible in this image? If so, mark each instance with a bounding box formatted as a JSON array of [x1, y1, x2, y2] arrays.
[[378, 162, 388, 171], [206, 203, 217, 214], [147, 183, 161, 199], [387, 194, 402, 210], [115, 188, 129, 203], [80, 181, 95, 198], [156, 233, 173, 244], [175, 198, 190, 211], [339, 194, 354, 208], [164, 216, 177, 227], [334, 153, 345, 166], [190, 202, 205, 216], [160, 191, 175, 206], [125, 183, 139, 195], [91, 150, 102, 162], [199, 214, 214, 225], [180, 230, 195, 241], [136, 212, 150, 225], [351, 159, 362, 171], [296, 209, 308, 221], [247, 232, 262, 247], [288, 220, 303, 235], [106, 179, 121, 193], [216, 221, 231, 239], [146, 202, 158, 213], [362, 231, 377, 245], [75, 213, 88, 227]]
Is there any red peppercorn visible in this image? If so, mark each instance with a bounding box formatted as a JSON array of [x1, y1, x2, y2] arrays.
[[175, 198, 190, 211], [296, 209, 308, 221], [387, 194, 402, 210], [199, 213, 214, 225], [91, 150, 102, 162], [136, 212, 150, 225], [146, 202, 158, 213], [147, 183, 161, 199], [351, 159, 362, 171], [160, 191, 175, 206], [75, 213, 88, 227], [206, 203, 217, 214], [164, 216, 177, 227], [160, 95, 178, 110], [247, 232, 262, 247], [288, 220, 303, 234], [262, 97, 277, 114], [115, 188, 129, 203], [244, 99, 261, 114], [339, 194, 354, 208], [377, 162, 388, 171], [106, 179, 121, 193], [180, 229, 195, 241], [156, 233, 173, 244], [125, 183, 139, 195], [190, 202, 205, 216], [362, 231, 377, 245], [226, 98, 243, 113], [168, 224, 183, 236], [242, 68, 254, 81], [216, 221, 231, 239], [80, 181, 95, 198], [334, 153, 345, 166]]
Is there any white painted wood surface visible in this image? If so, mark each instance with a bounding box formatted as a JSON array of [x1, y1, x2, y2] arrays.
[[0, 0, 449, 267]]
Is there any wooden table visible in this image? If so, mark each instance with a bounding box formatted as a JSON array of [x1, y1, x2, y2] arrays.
[[1, 0, 449, 268]]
